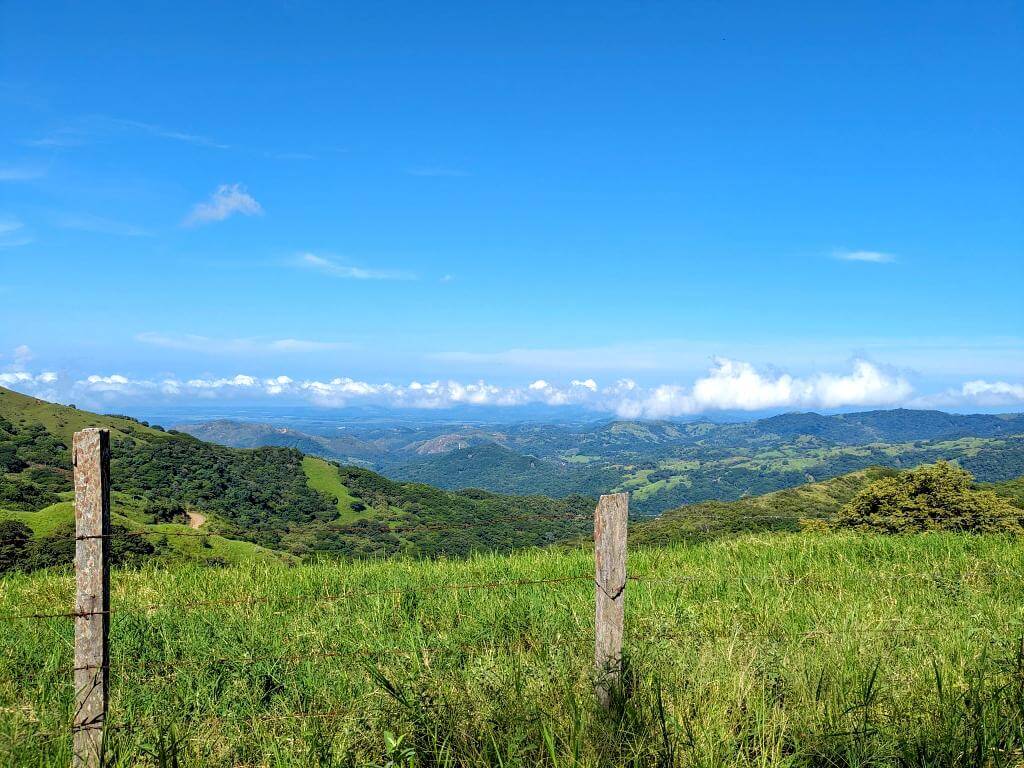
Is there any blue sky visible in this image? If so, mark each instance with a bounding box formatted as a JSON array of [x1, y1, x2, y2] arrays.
[[1, 1, 1022, 416]]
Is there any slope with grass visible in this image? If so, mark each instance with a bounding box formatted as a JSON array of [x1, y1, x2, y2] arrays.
[[301, 455, 366, 523], [3, 533, 1024, 766]]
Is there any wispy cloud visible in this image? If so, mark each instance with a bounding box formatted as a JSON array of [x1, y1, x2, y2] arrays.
[[407, 166, 471, 177], [0, 164, 46, 181], [54, 213, 150, 237], [833, 249, 897, 264], [27, 116, 229, 150], [296, 253, 416, 281], [0, 217, 32, 248], [183, 184, 263, 226], [112, 118, 229, 149], [135, 332, 354, 355]]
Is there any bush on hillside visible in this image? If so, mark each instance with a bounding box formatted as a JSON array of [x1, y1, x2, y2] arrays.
[[0, 520, 33, 573], [834, 461, 1024, 534], [0, 478, 61, 511], [145, 498, 188, 524]]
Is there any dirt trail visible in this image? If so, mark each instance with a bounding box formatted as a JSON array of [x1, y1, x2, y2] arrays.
[[187, 512, 207, 529]]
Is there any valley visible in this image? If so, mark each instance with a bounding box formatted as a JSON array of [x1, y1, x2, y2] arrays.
[[179, 408, 1024, 515]]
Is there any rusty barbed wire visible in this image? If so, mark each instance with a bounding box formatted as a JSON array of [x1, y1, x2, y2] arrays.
[[3, 562, 1018, 622], [0, 573, 595, 621]]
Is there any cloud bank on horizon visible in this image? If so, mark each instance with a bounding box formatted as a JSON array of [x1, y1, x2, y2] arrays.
[[2, 352, 1021, 418]]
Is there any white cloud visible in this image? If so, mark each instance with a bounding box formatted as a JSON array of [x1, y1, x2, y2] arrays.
[[834, 250, 897, 264], [135, 332, 354, 355], [611, 359, 911, 418], [0, 359, 930, 416], [184, 184, 263, 226], [296, 253, 416, 281], [914, 379, 1024, 409], [961, 380, 1024, 402]]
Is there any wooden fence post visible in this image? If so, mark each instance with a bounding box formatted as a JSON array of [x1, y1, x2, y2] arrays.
[[594, 492, 628, 708], [73, 428, 110, 768]]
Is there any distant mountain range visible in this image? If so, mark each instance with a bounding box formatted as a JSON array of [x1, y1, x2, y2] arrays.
[[6, 385, 1024, 575], [178, 409, 1024, 515]]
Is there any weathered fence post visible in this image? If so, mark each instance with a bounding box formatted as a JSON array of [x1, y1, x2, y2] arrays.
[[73, 428, 110, 768], [594, 492, 628, 708]]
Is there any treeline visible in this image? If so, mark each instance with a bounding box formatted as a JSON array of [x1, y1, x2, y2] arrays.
[[283, 464, 595, 560], [0, 521, 157, 574]]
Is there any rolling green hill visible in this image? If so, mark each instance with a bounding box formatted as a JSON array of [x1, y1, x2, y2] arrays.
[[0, 387, 595, 570], [176, 408, 1024, 515]]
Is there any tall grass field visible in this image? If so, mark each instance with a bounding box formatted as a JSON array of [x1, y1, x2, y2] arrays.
[[3, 533, 1024, 767]]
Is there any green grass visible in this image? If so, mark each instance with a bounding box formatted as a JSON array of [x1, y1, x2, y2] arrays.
[[0, 386, 167, 445], [3, 533, 1024, 766], [302, 455, 366, 523], [0, 500, 74, 536]]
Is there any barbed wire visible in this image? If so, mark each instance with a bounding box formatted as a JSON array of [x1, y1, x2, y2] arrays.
[[0, 573, 595, 621], [72, 512, 596, 542], [3, 560, 1018, 622]]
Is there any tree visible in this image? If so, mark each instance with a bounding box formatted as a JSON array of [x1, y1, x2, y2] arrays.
[[0, 520, 33, 573], [834, 461, 1024, 534]]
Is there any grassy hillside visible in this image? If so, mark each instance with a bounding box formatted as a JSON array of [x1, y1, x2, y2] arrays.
[[302, 455, 366, 522], [0, 385, 170, 445], [3, 533, 1024, 766]]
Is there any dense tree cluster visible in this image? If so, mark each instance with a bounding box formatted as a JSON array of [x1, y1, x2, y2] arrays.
[[835, 462, 1024, 534], [111, 436, 338, 548], [0, 418, 68, 510], [0, 521, 156, 573]]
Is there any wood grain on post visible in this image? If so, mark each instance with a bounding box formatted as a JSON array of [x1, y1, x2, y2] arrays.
[[73, 429, 110, 768], [594, 492, 628, 707]]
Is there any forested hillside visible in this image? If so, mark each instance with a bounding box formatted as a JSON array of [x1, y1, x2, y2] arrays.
[[180, 409, 1024, 514], [0, 387, 593, 571]]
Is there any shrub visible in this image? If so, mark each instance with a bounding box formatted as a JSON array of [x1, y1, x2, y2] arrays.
[[0, 520, 33, 573], [834, 461, 1024, 534]]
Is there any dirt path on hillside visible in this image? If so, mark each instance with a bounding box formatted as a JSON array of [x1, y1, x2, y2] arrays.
[[187, 512, 207, 529]]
